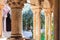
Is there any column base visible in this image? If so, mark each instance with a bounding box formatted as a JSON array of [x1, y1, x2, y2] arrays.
[[7, 34, 25, 40], [7, 38, 23, 40], [0, 35, 2, 38]]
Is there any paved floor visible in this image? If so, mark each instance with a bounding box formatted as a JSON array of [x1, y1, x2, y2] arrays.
[[0, 29, 45, 40], [0, 32, 11, 40], [2, 32, 11, 38], [0, 37, 7, 40]]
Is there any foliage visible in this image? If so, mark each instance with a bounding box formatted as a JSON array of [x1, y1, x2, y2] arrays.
[[23, 8, 54, 40], [41, 33, 45, 40], [23, 8, 33, 30], [41, 12, 45, 29]]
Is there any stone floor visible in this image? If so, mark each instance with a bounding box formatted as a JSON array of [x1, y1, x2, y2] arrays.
[[0, 29, 45, 40], [0, 37, 7, 40], [0, 32, 11, 40], [2, 32, 11, 38]]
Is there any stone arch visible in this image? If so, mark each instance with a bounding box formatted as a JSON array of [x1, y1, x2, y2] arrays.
[[30, 0, 59, 40], [0, 0, 59, 40]]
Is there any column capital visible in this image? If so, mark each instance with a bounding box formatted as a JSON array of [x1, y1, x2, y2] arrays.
[[7, 0, 27, 9], [30, 0, 42, 11], [43, 0, 51, 8], [31, 6, 41, 10], [44, 8, 52, 16]]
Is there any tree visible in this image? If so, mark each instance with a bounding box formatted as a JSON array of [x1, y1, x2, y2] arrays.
[[41, 12, 45, 29], [23, 8, 33, 30]]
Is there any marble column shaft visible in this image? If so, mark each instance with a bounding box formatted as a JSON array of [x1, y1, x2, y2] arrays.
[[44, 8, 52, 40], [11, 9, 22, 37], [32, 8, 41, 40]]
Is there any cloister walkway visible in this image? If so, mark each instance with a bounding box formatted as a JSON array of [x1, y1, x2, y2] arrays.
[[0, 0, 59, 40]]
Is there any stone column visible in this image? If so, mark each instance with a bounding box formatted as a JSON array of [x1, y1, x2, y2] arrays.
[[48, 12, 52, 40], [3, 15, 7, 32], [45, 11, 48, 40], [54, 0, 59, 40], [0, 4, 4, 37], [7, 0, 26, 40], [44, 8, 52, 40], [44, 9, 49, 40], [11, 9, 22, 38], [30, 0, 41, 40], [33, 8, 41, 40], [43, 0, 52, 40], [31, 6, 41, 40]]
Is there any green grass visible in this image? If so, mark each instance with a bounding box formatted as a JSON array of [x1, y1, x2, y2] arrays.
[[41, 33, 45, 40], [41, 33, 54, 40], [52, 34, 54, 40]]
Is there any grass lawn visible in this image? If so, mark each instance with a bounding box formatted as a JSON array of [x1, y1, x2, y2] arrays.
[[41, 33, 45, 40], [41, 33, 54, 40]]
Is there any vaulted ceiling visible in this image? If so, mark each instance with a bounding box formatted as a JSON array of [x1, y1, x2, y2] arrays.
[[48, 0, 54, 7], [30, 0, 54, 6], [41, 0, 54, 7]]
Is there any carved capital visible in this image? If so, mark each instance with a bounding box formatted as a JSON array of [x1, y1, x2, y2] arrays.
[[42, 0, 51, 9], [7, 0, 27, 9]]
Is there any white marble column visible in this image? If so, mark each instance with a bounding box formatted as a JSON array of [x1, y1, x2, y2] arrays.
[[31, 7, 41, 40], [44, 8, 52, 40], [48, 12, 52, 40], [30, 0, 41, 40], [43, 0, 52, 40]]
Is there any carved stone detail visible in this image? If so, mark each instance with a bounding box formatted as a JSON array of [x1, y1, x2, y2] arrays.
[[7, 0, 27, 9]]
